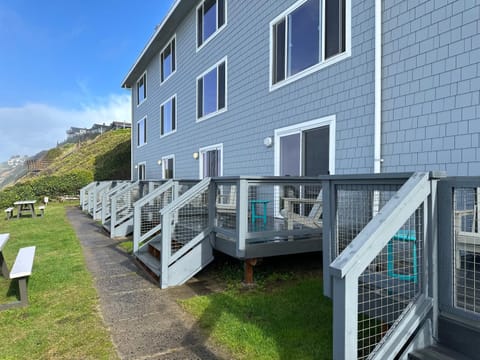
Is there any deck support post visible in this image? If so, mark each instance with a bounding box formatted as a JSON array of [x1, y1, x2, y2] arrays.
[[244, 258, 258, 284]]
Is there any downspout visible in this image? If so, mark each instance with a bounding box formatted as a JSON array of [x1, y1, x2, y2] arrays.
[[374, 0, 382, 173]]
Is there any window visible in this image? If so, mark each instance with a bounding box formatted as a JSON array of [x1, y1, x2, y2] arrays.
[[137, 117, 147, 147], [160, 36, 176, 83], [197, 58, 227, 121], [138, 162, 146, 180], [199, 144, 223, 178], [162, 155, 175, 179], [160, 95, 176, 136], [271, 0, 347, 87], [197, 0, 226, 49], [136, 72, 147, 105]]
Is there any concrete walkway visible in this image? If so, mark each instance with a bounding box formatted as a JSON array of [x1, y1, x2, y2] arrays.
[[66, 207, 225, 360]]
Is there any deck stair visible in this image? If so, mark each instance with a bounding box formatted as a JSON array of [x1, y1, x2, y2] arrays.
[[134, 178, 214, 288], [408, 345, 471, 360]]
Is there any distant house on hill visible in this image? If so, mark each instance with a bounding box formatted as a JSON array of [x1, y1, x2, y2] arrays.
[[66, 121, 131, 142]]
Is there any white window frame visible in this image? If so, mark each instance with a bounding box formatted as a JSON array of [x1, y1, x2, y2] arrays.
[[160, 94, 177, 138], [136, 116, 147, 148], [196, 0, 227, 52], [196, 57, 228, 122], [274, 115, 336, 177], [199, 143, 223, 179], [160, 34, 176, 84], [161, 154, 175, 179], [269, 0, 351, 91], [137, 161, 146, 180], [136, 71, 147, 106]]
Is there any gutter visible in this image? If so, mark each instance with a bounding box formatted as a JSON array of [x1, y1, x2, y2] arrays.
[[374, 0, 382, 173]]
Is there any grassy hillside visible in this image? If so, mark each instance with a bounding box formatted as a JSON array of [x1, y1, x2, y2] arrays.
[[46, 129, 131, 180], [0, 129, 131, 208]]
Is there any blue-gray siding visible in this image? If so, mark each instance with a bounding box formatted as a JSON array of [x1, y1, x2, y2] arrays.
[[130, 0, 480, 180], [382, 0, 480, 175]]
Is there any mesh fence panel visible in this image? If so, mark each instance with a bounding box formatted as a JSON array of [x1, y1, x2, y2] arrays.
[[140, 187, 173, 237], [453, 187, 480, 314], [215, 183, 237, 230], [357, 207, 423, 360], [335, 184, 401, 256], [170, 187, 209, 255]]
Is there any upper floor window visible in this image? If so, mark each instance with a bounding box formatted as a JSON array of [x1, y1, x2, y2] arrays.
[[160, 95, 176, 137], [136, 72, 147, 105], [197, 58, 227, 121], [161, 36, 176, 83], [197, 0, 226, 49], [271, 0, 347, 87], [137, 117, 147, 147]]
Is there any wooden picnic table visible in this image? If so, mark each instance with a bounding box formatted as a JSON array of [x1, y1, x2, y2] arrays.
[[13, 200, 37, 218]]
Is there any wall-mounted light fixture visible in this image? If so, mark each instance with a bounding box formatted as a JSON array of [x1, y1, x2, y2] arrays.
[[157, 159, 162, 166], [193, 152, 199, 160], [263, 136, 273, 148], [134, 165, 138, 169]]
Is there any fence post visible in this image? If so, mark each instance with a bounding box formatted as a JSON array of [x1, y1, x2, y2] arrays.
[[236, 179, 248, 258], [133, 201, 141, 253], [332, 272, 358, 360], [161, 212, 171, 289], [323, 178, 333, 297]]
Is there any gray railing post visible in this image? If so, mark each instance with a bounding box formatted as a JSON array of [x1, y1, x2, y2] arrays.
[[208, 180, 217, 244], [110, 194, 117, 238], [236, 179, 248, 258], [322, 178, 334, 297], [332, 272, 358, 360], [161, 211, 172, 289], [133, 201, 141, 253]]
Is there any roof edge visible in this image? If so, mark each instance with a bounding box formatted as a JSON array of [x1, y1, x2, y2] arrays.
[[121, 0, 182, 88]]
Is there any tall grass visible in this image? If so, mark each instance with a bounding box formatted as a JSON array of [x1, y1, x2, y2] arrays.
[[0, 203, 117, 359]]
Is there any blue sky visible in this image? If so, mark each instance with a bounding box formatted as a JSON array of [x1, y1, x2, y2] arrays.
[[0, 0, 174, 162]]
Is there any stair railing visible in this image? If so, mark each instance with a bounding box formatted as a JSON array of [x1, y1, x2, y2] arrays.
[[329, 172, 437, 360], [159, 178, 211, 289], [101, 182, 130, 225], [133, 180, 175, 253], [92, 181, 113, 220]]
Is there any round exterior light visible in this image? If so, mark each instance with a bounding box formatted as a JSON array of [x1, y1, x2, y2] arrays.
[[263, 136, 273, 147]]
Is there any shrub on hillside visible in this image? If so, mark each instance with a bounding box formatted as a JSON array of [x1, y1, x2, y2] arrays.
[[0, 170, 93, 208]]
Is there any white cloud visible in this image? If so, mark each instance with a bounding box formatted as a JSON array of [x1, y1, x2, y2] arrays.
[[0, 94, 131, 162]]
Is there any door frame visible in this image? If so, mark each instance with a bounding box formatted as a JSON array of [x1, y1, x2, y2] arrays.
[[199, 143, 223, 179], [274, 115, 336, 177]]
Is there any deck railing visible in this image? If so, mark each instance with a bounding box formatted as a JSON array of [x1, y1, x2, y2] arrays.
[[101, 182, 131, 225], [110, 180, 165, 238], [132, 179, 198, 253], [438, 178, 480, 319], [92, 181, 113, 220], [212, 176, 323, 259], [329, 172, 437, 360], [160, 178, 211, 288], [80, 182, 96, 211]]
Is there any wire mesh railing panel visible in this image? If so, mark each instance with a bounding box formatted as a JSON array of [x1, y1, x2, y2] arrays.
[[215, 183, 238, 231], [170, 187, 209, 255], [335, 184, 401, 256], [249, 182, 323, 233], [140, 187, 173, 237], [453, 187, 480, 314], [357, 207, 423, 360]]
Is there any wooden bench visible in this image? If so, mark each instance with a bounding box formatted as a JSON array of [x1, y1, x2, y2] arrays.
[[0, 246, 36, 311], [4, 207, 13, 220], [0, 233, 10, 277], [38, 205, 45, 217]]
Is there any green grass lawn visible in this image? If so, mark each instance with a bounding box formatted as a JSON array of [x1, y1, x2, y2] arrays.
[[181, 267, 333, 360], [0, 202, 117, 359]]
